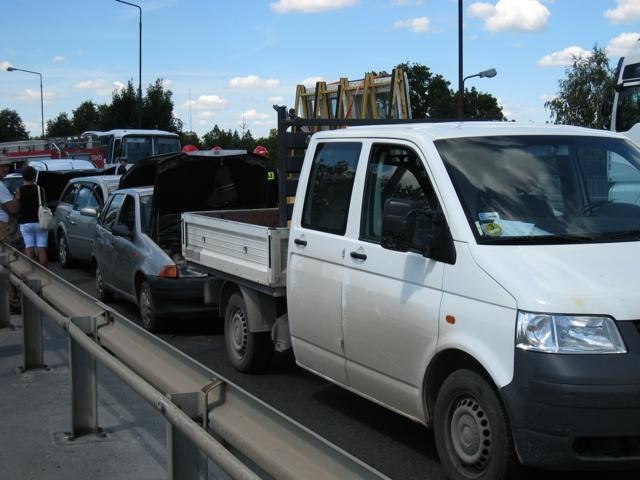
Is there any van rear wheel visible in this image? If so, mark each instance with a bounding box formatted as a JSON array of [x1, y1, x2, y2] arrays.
[[224, 293, 273, 373], [434, 369, 520, 480]]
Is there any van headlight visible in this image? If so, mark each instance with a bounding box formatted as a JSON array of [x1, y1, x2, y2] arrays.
[[516, 311, 626, 354]]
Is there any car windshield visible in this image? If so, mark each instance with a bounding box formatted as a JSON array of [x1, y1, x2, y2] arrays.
[[437, 134, 640, 245]]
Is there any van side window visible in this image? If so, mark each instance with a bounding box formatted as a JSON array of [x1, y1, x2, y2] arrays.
[[361, 144, 438, 249], [301, 142, 362, 235]]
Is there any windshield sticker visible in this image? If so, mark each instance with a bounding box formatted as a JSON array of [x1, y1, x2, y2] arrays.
[[482, 222, 503, 237], [479, 211, 500, 223]]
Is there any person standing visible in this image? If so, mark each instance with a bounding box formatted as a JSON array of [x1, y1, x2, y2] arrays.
[[0, 155, 19, 243], [14, 165, 48, 266], [116, 157, 127, 175]]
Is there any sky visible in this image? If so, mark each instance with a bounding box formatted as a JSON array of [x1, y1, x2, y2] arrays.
[[2, 0, 640, 139]]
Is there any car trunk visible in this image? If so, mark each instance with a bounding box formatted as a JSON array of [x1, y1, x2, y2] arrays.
[[120, 150, 278, 259]]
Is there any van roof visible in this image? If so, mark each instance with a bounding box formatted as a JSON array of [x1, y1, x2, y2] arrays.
[[81, 129, 179, 138], [311, 121, 625, 142]]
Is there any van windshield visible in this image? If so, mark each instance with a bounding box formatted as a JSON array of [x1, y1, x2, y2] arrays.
[[124, 136, 180, 164], [437, 135, 640, 245]]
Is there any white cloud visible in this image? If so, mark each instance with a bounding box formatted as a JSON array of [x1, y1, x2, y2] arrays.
[[1, 61, 12, 70], [537, 46, 591, 67], [300, 76, 324, 87], [268, 96, 285, 102], [183, 95, 229, 110], [52, 55, 65, 63], [197, 111, 215, 120], [468, 0, 550, 32], [15, 88, 56, 104], [605, 0, 640, 23], [75, 79, 123, 96], [392, 0, 424, 5], [607, 32, 640, 57], [229, 75, 280, 89], [270, 0, 359, 13], [540, 94, 556, 102], [162, 79, 173, 89], [241, 109, 272, 121], [393, 16, 431, 33]]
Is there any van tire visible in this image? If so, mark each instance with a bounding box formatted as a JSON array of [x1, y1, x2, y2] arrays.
[[224, 293, 273, 373], [434, 369, 520, 480], [95, 263, 114, 302]]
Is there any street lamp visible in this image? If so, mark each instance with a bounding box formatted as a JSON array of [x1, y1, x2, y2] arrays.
[[7, 66, 45, 138], [458, 68, 497, 119], [115, 0, 142, 128]]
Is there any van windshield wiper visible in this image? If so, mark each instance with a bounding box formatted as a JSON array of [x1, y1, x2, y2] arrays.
[[594, 230, 640, 242], [480, 234, 594, 245]]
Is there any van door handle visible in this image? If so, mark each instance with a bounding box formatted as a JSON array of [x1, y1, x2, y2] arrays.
[[294, 238, 307, 246], [350, 251, 367, 260]]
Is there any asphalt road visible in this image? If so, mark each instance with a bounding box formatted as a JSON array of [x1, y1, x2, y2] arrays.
[[51, 261, 640, 480]]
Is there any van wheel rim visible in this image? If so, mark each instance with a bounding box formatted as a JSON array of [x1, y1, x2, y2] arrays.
[[140, 288, 152, 326], [230, 309, 248, 356], [450, 396, 492, 473], [96, 266, 104, 295]]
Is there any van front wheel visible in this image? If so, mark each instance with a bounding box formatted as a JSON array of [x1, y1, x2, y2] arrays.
[[224, 293, 273, 373], [434, 369, 519, 480]]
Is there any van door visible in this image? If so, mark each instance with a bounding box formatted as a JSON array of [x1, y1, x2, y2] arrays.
[[288, 141, 363, 385], [342, 142, 444, 419]]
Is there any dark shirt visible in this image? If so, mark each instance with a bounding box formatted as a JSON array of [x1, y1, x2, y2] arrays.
[[18, 184, 43, 224], [116, 164, 127, 175]]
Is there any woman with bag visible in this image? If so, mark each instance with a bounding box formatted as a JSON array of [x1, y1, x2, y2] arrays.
[[15, 165, 49, 266]]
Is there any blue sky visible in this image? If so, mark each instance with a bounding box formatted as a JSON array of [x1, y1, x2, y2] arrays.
[[2, 0, 639, 139]]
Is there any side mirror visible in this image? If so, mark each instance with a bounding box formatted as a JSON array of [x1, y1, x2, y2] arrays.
[[423, 212, 456, 265], [112, 222, 133, 240], [79, 207, 99, 218], [381, 198, 416, 252]]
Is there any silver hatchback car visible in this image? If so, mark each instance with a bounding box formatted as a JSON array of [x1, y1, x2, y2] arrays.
[[54, 175, 122, 267]]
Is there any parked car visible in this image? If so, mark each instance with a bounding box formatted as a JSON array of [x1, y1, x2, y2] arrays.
[[28, 158, 97, 171], [93, 150, 277, 331], [54, 175, 122, 268]]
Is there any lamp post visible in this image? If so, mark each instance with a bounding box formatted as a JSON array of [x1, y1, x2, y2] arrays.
[[115, 0, 142, 128], [458, 0, 464, 121], [7, 67, 45, 138], [459, 68, 497, 119]]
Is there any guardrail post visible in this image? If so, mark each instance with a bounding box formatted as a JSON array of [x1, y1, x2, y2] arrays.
[[22, 278, 45, 371], [0, 254, 10, 328], [167, 392, 208, 480], [68, 316, 99, 438]]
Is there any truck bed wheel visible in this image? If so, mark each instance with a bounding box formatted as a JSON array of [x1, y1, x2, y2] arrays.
[[95, 263, 114, 302], [224, 292, 273, 373], [434, 369, 520, 480]]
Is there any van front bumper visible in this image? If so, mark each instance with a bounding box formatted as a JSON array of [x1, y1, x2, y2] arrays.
[[501, 320, 640, 470]]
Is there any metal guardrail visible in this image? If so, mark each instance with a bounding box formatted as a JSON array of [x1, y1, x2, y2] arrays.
[[0, 244, 389, 480]]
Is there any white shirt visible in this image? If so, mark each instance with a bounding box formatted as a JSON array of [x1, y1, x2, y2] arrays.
[[0, 181, 13, 223]]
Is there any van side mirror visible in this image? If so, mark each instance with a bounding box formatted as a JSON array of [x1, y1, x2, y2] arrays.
[[424, 212, 456, 265], [381, 198, 456, 264], [381, 198, 416, 252]]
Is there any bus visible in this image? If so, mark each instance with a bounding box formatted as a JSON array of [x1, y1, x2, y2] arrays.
[[81, 129, 181, 168]]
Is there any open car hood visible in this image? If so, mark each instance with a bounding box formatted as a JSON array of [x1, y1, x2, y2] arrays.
[[38, 170, 102, 210], [119, 151, 278, 234]]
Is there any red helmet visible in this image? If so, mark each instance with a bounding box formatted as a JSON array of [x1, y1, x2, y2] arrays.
[[211, 146, 222, 151], [253, 145, 269, 159], [181, 144, 198, 152]]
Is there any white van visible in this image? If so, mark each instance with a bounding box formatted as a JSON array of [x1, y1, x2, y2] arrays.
[[183, 121, 640, 479]]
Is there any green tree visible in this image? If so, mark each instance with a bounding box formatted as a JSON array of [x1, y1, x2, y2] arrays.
[[397, 62, 504, 120], [46, 113, 74, 137], [179, 131, 201, 149], [0, 108, 29, 141], [101, 80, 138, 129], [545, 45, 615, 128], [142, 79, 182, 132], [72, 101, 102, 133]]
